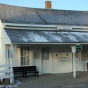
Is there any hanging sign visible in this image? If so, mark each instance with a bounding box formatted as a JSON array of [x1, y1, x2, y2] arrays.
[[76, 45, 82, 51]]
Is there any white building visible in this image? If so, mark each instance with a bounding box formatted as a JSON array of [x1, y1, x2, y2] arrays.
[[0, 1, 88, 79]]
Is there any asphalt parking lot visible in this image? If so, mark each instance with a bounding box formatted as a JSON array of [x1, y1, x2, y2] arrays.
[[15, 72, 88, 88]]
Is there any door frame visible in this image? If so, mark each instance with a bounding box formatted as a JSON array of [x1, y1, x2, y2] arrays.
[[41, 45, 52, 74]]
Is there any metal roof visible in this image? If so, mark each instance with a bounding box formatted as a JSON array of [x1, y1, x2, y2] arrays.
[[1, 4, 88, 25], [5, 29, 88, 43]]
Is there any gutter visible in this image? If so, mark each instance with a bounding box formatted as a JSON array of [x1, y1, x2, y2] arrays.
[[12, 42, 88, 45]]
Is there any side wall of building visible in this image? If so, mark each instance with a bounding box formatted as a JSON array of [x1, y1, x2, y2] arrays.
[[0, 21, 12, 65], [0, 20, 2, 64]]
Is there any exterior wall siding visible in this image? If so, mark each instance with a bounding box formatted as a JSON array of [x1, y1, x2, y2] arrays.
[[52, 45, 72, 73], [81, 51, 88, 71], [0, 21, 12, 65], [75, 52, 82, 71], [32, 45, 42, 75], [0, 20, 3, 65]]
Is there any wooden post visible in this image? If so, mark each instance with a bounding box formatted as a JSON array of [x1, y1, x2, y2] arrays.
[[71, 46, 76, 78], [9, 44, 17, 83], [9, 44, 13, 83]]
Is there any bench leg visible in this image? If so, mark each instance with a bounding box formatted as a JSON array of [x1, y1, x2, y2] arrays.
[[35, 72, 38, 77], [23, 73, 27, 78], [34, 72, 36, 76], [23, 73, 24, 77], [37, 72, 38, 77], [25, 73, 27, 78]]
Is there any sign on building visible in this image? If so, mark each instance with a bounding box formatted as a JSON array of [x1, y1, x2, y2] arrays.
[[76, 45, 82, 51], [56, 52, 69, 62]]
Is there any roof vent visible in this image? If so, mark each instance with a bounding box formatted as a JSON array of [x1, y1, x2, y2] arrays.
[[45, 1, 52, 9]]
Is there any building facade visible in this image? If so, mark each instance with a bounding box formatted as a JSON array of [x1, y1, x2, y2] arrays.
[[0, 2, 88, 78]]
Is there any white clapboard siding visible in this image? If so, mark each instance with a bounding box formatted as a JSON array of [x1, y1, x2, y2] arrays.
[[52, 45, 72, 73], [34, 58, 41, 74], [32, 45, 41, 74], [0, 22, 3, 65], [81, 52, 85, 71], [81, 52, 88, 71], [0, 23, 12, 65], [75, 52, 82, 71], [2, 27, 11, 44]]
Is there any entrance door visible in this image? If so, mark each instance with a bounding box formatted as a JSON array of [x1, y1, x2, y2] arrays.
[[42, 47, 50, 74]]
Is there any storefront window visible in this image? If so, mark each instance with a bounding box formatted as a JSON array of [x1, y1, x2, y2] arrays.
[[21, 47, 30, 65]]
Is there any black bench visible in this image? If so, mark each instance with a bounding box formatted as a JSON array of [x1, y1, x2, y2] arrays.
[[23, 66, 39, 78], [13, 66, 39, 78], [13, 67, 26, 78]]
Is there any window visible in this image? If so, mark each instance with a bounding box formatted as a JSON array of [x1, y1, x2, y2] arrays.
[[42, 47, 49, 60], [21, 47, 30, 65]]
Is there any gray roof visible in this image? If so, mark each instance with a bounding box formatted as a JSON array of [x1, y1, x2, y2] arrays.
[[1, 4, 88, 25], [5, 29, 88, 43]]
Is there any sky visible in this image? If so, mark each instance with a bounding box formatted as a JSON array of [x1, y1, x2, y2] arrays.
[[0, 0, 88, 11]]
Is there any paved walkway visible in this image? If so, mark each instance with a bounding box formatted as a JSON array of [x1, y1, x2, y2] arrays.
[[15, 72, 88, 88]]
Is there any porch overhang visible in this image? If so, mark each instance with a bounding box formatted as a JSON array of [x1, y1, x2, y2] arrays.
[[5, 28, 88, 44]]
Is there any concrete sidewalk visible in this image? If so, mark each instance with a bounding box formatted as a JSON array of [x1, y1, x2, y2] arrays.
[[15, 72, 88, 88]]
